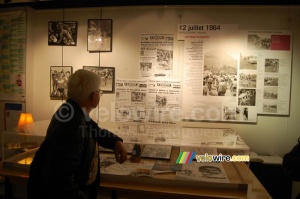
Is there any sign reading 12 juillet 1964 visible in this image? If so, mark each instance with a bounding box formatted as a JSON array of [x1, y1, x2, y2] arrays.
[[177, 24, 238, 40]]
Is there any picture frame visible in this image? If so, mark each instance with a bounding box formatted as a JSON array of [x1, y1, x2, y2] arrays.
[[50, 66, 73, 99], [87, 19, 112, 52], [83, 66, 115, 93], [48, 21, 78, 46]]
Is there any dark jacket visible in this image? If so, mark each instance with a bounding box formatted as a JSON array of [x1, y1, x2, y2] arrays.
[[27, 99, 122, 199]]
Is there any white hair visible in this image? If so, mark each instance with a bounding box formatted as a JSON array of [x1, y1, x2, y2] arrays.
[[67, 69, 101, 104]]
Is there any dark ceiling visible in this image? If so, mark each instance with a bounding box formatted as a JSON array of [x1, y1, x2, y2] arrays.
[[0, 0, 299, 10]]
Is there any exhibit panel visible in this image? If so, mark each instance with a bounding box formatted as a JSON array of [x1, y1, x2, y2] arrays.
[[0, 4, 299, 198], [16, 5, 298, 157]]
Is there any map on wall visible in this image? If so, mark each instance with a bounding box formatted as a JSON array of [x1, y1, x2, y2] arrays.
[[177, 24, 292, 123], [0, 10, 26, 101]]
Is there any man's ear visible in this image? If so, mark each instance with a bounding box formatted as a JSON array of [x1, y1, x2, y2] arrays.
[[90, 92, 97, 102]]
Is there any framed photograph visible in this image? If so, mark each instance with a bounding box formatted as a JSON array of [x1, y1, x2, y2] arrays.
[[50, 66, 73, 99], [83, 66, 115, 93], [48, 21, 78, 46], [87, 19, 112, 52]]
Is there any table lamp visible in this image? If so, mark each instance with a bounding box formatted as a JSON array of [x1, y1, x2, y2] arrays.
[[17, 113, 34, 133]]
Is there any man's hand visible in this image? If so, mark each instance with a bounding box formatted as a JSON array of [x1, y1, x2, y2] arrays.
[[114, 141, 127, 164]]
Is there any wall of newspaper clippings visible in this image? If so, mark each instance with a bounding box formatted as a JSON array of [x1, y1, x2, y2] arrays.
[[124, 27, 292, 124], [15, 6, 299, 156], [112, 25, 291, 146], [179, 25, 291, 123]]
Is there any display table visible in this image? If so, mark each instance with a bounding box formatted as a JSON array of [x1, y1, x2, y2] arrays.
[[0, 160, 271, 199], [98, 147, 272, 199], [0, 127, 271, 199]]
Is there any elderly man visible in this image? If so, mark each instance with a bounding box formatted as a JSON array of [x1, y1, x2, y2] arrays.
[[27, 69, 127, 199]]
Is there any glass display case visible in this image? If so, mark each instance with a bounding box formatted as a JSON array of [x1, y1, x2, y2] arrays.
[[2, 120, 49, 171], [100, 127, 251, 196]]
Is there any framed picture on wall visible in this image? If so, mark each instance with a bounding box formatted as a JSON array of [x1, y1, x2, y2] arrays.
[[83, 66, 115, 93], [48, 21, 78, 46], [50, 66, 73, 99], [87, 19, 112, 52]]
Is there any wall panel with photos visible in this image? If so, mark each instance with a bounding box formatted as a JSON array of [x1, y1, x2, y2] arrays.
[[24, 6, 300, 155], [113, 27, 291, 124]]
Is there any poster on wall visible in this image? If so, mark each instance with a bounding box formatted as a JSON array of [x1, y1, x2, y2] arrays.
[[242, 30, 292, 115], [146, 79, 181, 124], [178, 24, 251, 122], [115, 79, 148, 123], [140, 34, 174, 78], [115, 79, 181, 124], [48, 21, 78, 46], [178, 24, 291, 122], [50, 66, 73, 99], [0, 10, 26, 101]]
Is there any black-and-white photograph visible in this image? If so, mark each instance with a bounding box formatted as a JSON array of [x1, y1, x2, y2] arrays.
[[87, 19, 112, 52], [265, 58, 279, 73], [131, 92, 146, 102], [248, 34, 271, 50], [116, 108, 130, 121], [48, 21, 77, 46], [240, 53, 257, 70], [156, 95, 167, 108], [239, 72, 257, 88], [264, 77, 279, 86], [83, 66, 115, 93], [263, 87, 278, 99], [50, 66, 72, 99], [157, 49, 173, 70], [263, 101, 277, 113], [203, 50, 238, 96], [133, 108, 146, 122], [241, 107, 248, 121], [238, 89, 256, 106], [223, 106, 239, 120], [140, 62, 152, 72]]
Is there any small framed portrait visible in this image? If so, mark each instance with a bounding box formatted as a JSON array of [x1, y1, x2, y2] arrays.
[[83, 66, 115, 93], [48, 21, 78, 46], [87, 19, 112, 52], [50, 66, 73, 99]]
